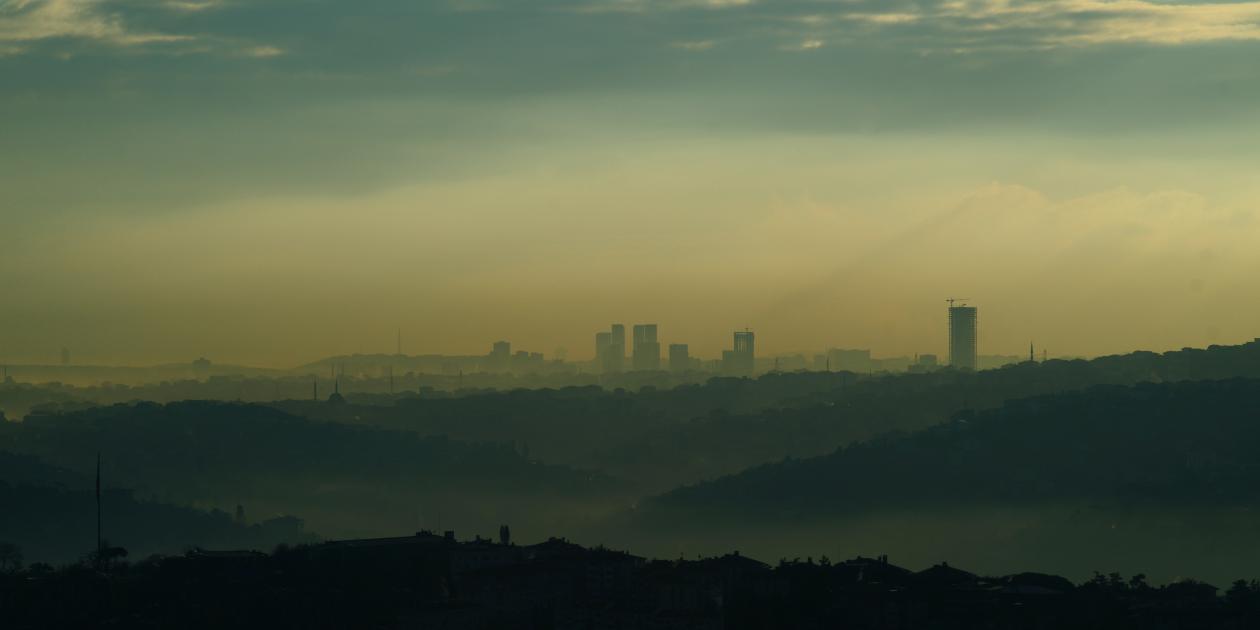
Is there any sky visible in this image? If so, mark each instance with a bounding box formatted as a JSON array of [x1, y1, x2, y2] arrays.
[[3, 0, 1260, 367]]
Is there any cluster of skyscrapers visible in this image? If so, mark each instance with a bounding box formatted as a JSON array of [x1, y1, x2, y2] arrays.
[[594, 324, 756, 376], [484, 302, 979, 378]]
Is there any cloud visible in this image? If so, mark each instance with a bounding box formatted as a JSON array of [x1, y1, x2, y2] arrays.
[[671, 39, 716, 51], [1033, 1, 1260, 46], [568, 0, 753, 13], [162, 0, 221, 11], [238, 44, 283, 58], [844, 12, 921, 25], [0, 0, 289, 58], [566, 0, 1260, 49], [0, 0, 192, 51], [782, 38, 823, 51], [856, 0, 1260, 48]]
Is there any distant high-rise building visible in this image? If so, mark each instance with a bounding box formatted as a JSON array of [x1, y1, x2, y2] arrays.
[[668, 343, 690, 372], [948, 305, 978, 370], [632, 324, 660, 371], [595, 331, 612, 366], [60, 347, 70, 366], [724, 330, 756, 376], [632, 324, 657, 345], [605, 324, 626, 373], [487, 340, 512, 373]]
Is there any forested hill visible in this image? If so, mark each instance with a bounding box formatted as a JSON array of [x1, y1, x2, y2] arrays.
[[0, 451, 316, 565], [272, 340, 1260, 492], [650, 378, 1260, 514], [0, 402, 623, 541]]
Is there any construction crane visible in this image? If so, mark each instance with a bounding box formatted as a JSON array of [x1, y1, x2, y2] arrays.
[[946, 297, 971, 308]]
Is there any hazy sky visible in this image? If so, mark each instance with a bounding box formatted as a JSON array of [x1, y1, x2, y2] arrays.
[[3, 0, 1260, 367]]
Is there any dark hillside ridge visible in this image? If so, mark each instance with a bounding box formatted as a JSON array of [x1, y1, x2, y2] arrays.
[[654, 378, 1260, 513]]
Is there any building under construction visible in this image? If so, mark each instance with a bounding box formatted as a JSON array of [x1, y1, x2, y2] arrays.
[[948, 303, 978, 370], [723, 330, 756, 376]]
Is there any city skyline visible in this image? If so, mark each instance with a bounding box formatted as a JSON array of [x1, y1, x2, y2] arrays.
[[5, 1, 1260, 366], [0, 300, 1120, 372], [6, 2, 1260, 622], [0, 301, 1242, 370]]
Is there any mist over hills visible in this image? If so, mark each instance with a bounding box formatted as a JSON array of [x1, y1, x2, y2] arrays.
[[0, 362, 282, 389], [0, 402, 620, 547], [274, 340, 1260, 493], [610, 377, 1260, 583], [5, 340, 1260, 581], [0, 451, 312, 566], [652, 378, 1260, 511]]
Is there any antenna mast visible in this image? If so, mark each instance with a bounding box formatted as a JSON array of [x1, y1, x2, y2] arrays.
[[95, 453, 102, 568]]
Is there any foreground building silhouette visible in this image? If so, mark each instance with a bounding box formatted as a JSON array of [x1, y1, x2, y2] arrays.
[[4, 531, 1259, 629]]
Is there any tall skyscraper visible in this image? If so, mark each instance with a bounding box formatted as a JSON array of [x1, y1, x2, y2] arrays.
[[597, 325, 626, 373], [948, 305, 978, 370], [668, 344, 690, 372], [632, 324, 660, 371], [595, 331, 612, 367], [724, 330, 756, 376], [608, 324, 626, 373]]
